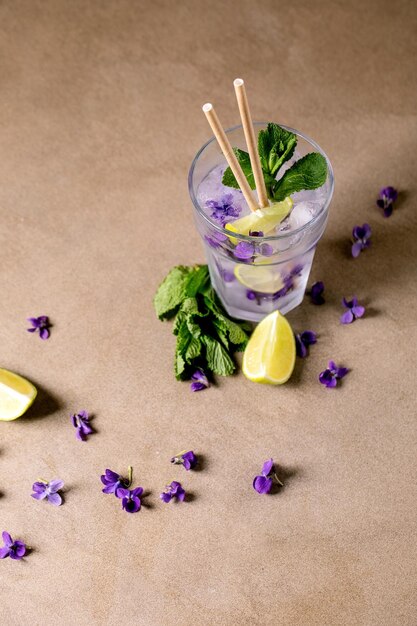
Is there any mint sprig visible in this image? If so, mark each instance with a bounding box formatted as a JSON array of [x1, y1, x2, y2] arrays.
[[222, 122, 327, 201], [154, 265, 251, 381]]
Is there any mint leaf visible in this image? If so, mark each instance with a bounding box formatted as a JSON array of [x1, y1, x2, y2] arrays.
[[202, 335, 235, 376], [185, 265, 211, 297], [222, 148, 276, 192], [175, 352, 186, 379], [203, 295, 249, 348], [273, 152, 327, 201], [222, 148, 255, 190], [154, 266, 192, 320], [185, 336, 201, 362], [258, 123, 297, 175]]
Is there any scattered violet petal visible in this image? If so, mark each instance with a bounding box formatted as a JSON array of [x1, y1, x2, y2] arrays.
[[190, 369, 209, 392], [295, 331, 317, 358], [27, 315, 51, 340], [319, 360, 349, 388], [160, 481, 186, 503], [351, 224, 372, 258], [376, 186, 398, 218], [308, 281, 325, 305], [340, 297, 365, 324], [31, 479, 64, 506], [0, 532, 27, 560], [234, 241, 255, 260], [71, 410, 93, 441], [253, 458, 283, 494], [117, 486, 143, 513], [101, 467, 132, 496], [171, 450, 197, 471]]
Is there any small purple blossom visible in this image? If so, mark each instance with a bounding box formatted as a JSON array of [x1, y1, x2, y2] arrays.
[[253, 459, 283, 494], [340, 297, 365, 324], [0, 532, 27, 560], [352, 224, 372, 258], [171, 450, 197, 471], [319, 361, 349, 388], [101, 467, 132, 496], [117, 487, 143, 513], [295, 331, 317, 358], [160, 481, 185, 503], [190, 369, 209, 392], [206, 194, 242, 225], [308, 281, 325, 305], [27, 316, 51, 340], [71, 410, 93, 441], [234, 241, 255, 260], [205, 231, 228, 249], [377, 186, 398, 218], [31, 479, 64, 506]]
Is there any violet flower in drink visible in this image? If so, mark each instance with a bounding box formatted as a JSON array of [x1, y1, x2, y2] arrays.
[[101, 467, 132, 496], [0, 532, 27, 560], [190, 369, 209, 392], [351, 224, 372, 258], [340, 297, 365, 324], [160, 481, 185, 503], [377, 186, 398, 218], [31, 479, 64, 506], [234, 241, 255, 260], [308, 281, 325, 305], [118, 487, 143, 513], [319, 361, 349, 388], [27, 315, 51, 340], [206, 194, 241, 225], [253, 459, 283, 494], [205, 231, 228, 249], [295, 331, 317, 358], [71, 410, 93, 441], [171, 450, 197, 471]]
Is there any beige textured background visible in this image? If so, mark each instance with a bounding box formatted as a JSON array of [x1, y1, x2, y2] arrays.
[[1, 1, 416, 624]]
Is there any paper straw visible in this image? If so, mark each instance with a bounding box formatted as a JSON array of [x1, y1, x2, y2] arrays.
[[233, 78, 269, 209], [202, 103, 258, 212]]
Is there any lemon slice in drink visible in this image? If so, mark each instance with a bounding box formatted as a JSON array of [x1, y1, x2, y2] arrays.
[[242, 311, 295, 384], [234, 264, 284, 294], [225, 197, 293, 243], [0, 368, 37, 421]]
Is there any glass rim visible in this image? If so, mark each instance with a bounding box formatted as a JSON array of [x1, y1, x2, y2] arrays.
[[188, 121, 334, 241]]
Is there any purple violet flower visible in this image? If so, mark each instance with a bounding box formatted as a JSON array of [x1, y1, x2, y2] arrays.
[[101, 467, 132, 496], [27, 315, 51, 340], [319, 361, 349, 388], [206, 194, 242, 225], [253, 459, 283, 494], [160, 481, 185, 503], [308, 281, 325, 305], [377, 186, 398, 218], [204, 231, 228, 249], [171, 450, 197, 471], [352, 224, 372, 258], [340, 297, 365, 324], [234, 241, 255, 260], [71, 410, 93, 441], [31, 479, 64, 506], [295, 331, 317, 358], [190, 369, 209, 392], [0, 532, 27, 560], [117, 487, 143, 513]]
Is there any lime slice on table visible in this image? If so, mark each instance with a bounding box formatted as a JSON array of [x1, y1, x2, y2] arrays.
[[0, 368, 37, 421], [242, 310, 296, 384], [225, 197, 293, 243], [234, 263, 284, 294]]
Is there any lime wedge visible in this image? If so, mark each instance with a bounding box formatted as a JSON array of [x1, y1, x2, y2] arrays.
[[225, 197, 293, 243], [234, 264, 284, 294], [242, 310, 295, 384], [0, 368, 37, 421]]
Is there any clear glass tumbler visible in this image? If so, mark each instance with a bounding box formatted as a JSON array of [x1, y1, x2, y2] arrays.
[[188, 123, 334, 322]]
